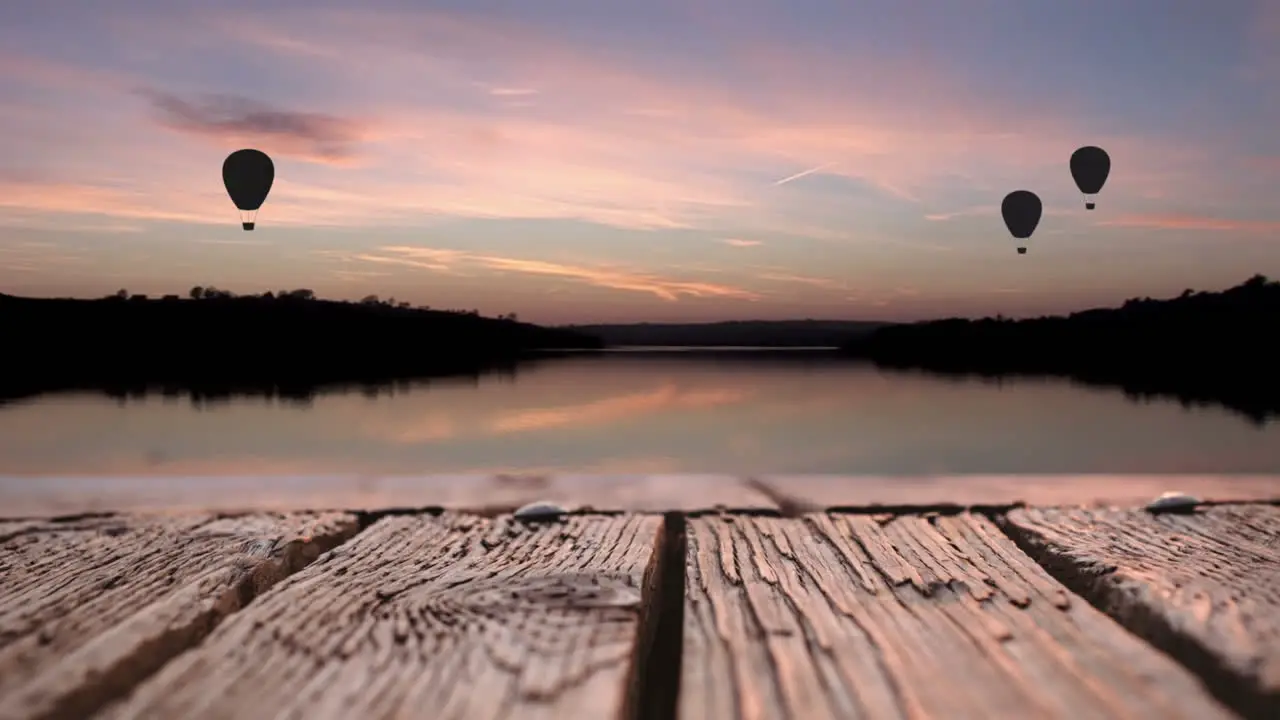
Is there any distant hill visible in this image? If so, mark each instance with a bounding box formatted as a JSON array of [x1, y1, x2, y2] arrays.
[[0, 289, 601, 399], [562, 320, 893, 347], [841, 275, 1280, 423]]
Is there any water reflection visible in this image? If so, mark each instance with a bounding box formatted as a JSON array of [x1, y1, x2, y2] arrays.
[[0, 352, 1277, 476]]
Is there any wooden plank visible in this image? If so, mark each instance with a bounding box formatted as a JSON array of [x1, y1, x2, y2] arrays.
[[757, 473, 1280, 510], [102, 513, 664, 720], [0, 473, 776, 517], [0, 520, 43, 543], [0, 512, 358, 720], [1002, 504, 1280, 719], [681, 512, 1235, 719]]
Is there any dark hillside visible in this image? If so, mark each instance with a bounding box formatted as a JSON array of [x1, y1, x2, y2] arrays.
[[841, 275, 1280, 423], [0, 289, 601, 399]]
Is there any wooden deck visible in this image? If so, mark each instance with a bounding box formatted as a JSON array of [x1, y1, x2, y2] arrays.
[[0, 474, 1277, 719]]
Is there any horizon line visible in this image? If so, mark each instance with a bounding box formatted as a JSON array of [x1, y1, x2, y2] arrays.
[[2, 272, 1269, 327]]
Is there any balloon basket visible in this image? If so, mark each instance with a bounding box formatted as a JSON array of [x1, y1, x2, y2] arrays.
[[1084, 202, 1096, 210], [1016, 247, 1026, 254], [242, 222, 255, 231]]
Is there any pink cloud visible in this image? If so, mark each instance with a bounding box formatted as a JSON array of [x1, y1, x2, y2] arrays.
[[136, 90, 373, 165]]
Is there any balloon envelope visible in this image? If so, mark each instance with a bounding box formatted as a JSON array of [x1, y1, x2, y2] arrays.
[[1001, 190, 1042, 252], [1070, 146, 1110, 209], [222, 149, 274, 230]]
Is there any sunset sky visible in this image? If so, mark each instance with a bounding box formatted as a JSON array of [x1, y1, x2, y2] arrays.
[[1, 0, 1277, 323]]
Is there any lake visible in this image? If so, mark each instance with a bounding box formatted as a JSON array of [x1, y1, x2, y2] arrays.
[[1, 350, 1278, 476]]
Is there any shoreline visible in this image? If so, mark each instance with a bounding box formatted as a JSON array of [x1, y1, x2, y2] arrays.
[[3, 472, 1278, 518]]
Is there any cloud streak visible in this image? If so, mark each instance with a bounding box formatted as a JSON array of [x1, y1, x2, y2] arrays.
[[333, 245, 763, 302], [773, 163, 836, 186]]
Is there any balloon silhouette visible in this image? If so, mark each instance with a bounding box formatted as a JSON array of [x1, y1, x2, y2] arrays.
[[222, 149, 275, 230], [1069, 146, 1110, 210], [1001, 190, 1042, 255]]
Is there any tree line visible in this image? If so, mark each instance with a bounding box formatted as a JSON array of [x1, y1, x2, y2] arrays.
[[99, 286, 519, 322], [841, 274, 1280, 423]]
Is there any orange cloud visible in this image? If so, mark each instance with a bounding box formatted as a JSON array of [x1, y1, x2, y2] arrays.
[[0, 182, 219, 224], [720, 238, 763, 247], [340, 246, 763, 301], [1098, 214, 1280, 232]]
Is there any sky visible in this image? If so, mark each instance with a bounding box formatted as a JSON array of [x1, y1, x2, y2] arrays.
[[1, 0, 1277, 324]]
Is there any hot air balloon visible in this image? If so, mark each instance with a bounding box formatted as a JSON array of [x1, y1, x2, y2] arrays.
[[1001, 190, 1042, 255], [1069, 146, 1110, 210], [222, 149, 275, 230]]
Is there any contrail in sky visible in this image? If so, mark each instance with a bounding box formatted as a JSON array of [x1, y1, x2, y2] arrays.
[[773, 163, 835, 186]]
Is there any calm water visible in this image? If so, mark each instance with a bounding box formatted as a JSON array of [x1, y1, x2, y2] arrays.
[[1, 352, 1278, 476]]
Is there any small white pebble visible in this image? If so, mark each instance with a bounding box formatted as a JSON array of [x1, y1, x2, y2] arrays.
[[513, 501, 568, 522], [1145, 492, 1201, 514]]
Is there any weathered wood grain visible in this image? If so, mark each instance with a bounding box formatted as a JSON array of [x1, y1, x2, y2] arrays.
[[0, 512, 358, 720], [103, 513, 664, 720], [682, 512, 1235, 719], [1002, 504, 1280, 719], [0, 521, 44, 544], [0, 473, 776, 517], [755, 474, 1280, 510]]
